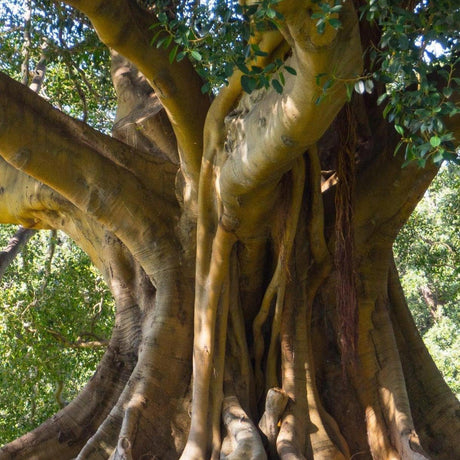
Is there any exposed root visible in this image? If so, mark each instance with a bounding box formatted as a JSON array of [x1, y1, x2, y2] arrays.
[[258, 387, 289, 457], [265, 282, 287, 390], [351, 255, 405, 459], [278, 284, 309, 459], [110, 437, 133, 460], [277, 408, 307, 460], [253, 263, 284, 394], [305, 325, 348, 459], [227, 272, 255, 414], [222, 394, 267, 460], [306, 145, 329, 266], [210, 248, 234, 460], [335, 107, 358, 366]]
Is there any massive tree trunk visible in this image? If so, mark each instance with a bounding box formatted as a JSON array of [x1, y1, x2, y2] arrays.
[[0, 1, 459, 459]]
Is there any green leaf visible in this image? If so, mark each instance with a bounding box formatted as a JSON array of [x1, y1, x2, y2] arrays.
[[328, 18, 341, 29], [169, 45, 179, 64], [156, 36, 168, 48], [376, 93, 388, 105], [251, 44, 268, 57], [383, 103, 392, 118], [430, 136, 441, 147], [285, 66, 297, 75], [272, 78, 283, 94], [432, 149, 445, 164], [190, 50, 202, 61], [250, 65, 263, 74], [278, 71, 285, 86], [323, 78, 333, 91], [201, 82, 210, 94], [417, 157, 427, 168], [150, 30, 163, 46], [394, 140, 404, 156], [316, 21, 326, 35], [395, 125, 404, 135], [236, 60, 250, 74], [315, 72, 327, 85], [311, 12, 324, 19], [443, 87, 453, 98], [241, 75, 257, 93], [346, 83, 353, 101], [176, 51, 186, 62]]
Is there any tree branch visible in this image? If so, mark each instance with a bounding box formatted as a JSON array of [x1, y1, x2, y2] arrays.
[[111, 51, 179, 164], [63, 0, 211, 187], [0, 71, 181, 279], [353, 144, 439, 249], [218, 0, 362, 221], [0, 226, 36, 278], [0, 70, 176, 217]]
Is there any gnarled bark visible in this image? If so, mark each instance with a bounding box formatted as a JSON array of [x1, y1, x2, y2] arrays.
[[0, 0, 459, 458]]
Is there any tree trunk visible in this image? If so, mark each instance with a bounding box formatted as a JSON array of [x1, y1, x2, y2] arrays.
[[0, 1, 459, 459]]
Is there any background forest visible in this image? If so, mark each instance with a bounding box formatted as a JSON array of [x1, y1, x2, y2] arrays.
[[0, 0, 458, 449]]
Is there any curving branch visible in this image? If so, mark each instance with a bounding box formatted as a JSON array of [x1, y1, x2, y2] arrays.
[[62, 0, 211, 188], [0, 71, 181, 279], [218, 0, 363, 220]]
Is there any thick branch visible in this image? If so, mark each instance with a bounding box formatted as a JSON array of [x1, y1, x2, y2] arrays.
[[63, 0, 211, 185], [218, 0, 362, 218], [111, 51, 179, 165], [353, 145, 438, 250], [0, 71, 180, 279]]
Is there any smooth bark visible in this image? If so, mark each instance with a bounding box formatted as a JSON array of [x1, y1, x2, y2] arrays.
[[0, 0, 459, 458]]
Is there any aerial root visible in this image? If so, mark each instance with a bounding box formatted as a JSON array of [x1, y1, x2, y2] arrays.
[[181, 223, 236, 460], [221, 394, 267, 460], [210, 248, 234, 460], [253, 156, 306, 395]]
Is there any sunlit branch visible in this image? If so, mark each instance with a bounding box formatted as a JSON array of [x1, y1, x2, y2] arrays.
[[0, 71, 179, 279], [63, 0, 211, 188], [218, 0, 363, 217]]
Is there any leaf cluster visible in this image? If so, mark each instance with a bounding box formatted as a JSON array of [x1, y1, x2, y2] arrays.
[[311, 0, 344, 35], [148, 0, 296, 94], [362, 0, 460, 165]]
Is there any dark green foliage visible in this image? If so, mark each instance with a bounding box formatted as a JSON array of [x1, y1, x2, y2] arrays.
[[148, 0, 295, 94], [362, 0, 460, 165]]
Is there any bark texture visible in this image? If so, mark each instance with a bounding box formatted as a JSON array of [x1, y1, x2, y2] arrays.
[[0, 0, 459, 459]]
